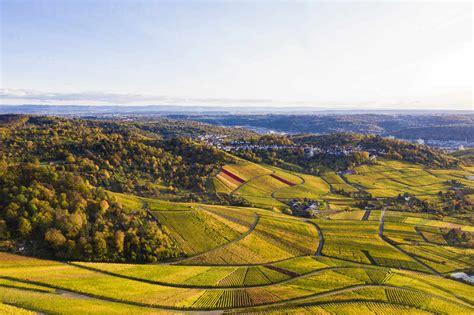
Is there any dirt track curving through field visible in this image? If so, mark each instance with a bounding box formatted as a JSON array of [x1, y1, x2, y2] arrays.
[[229, 172, 270, 195], [378, 210, 385, 238], [0, 265, 415, 291], [414, 226, 432, 244]]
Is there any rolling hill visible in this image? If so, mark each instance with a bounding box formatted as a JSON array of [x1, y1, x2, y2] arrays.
[[0, 115, 473, 314]]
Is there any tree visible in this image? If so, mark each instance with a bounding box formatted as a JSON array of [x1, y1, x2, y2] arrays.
[[44, 228, 67, 247], [93, 232, 108, 258], [18, 217, 32, 237], [114, 230, 125, 253], [99, 200, 110, 213], [4, 202, 21, 221], [65, 154, 76, 163]]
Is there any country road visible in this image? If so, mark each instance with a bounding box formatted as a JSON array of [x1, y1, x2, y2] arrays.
[[306, 221, 324, 256]]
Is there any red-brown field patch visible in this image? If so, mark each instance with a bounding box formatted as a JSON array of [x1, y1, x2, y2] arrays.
[[270, 174, 295, 186], [221, 168, 246, 183]]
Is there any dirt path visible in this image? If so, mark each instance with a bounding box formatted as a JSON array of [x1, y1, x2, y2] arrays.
[[231, 165, 304, 207], [230, 171, 273, 195], [32, 265, 377, 291], [56, 289, 95, 300], [319, 175, 334, 193], [379, 209, 385, 238]]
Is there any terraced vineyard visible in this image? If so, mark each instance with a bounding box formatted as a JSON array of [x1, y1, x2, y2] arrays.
[[1, 250, 472, 314], [1, 154, 474, 314], [213, 161, 339, 210], [346, 159, 474, 200], [1, 193, 473, 314]]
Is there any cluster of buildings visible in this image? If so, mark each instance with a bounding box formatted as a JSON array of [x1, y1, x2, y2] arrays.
[[197, 134, 227, 146], [288, 199, 321, 217], [198, 135, 298, 152], [224, 141, 296, 152], [198, 135, 384, 160], [304, 146, 384, 159]]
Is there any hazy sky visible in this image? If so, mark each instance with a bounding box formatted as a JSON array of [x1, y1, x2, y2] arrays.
[[1, 1, 472, 109]]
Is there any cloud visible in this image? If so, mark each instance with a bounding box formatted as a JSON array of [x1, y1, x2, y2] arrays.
[[1, 88, 470, 110], [0, 88, 285, 106]]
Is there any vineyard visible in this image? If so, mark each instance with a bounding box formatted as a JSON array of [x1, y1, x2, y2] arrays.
[[213, 161, 334, 210], [345, 159, 474, 200], [1, 159, 474, 313]]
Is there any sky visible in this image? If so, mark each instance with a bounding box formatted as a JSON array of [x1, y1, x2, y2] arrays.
[[0, 1, 472, 109]]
